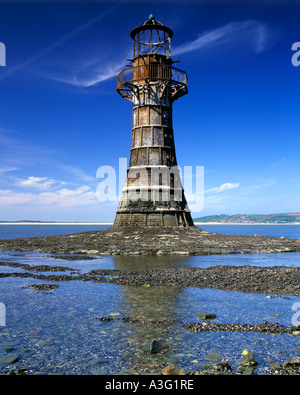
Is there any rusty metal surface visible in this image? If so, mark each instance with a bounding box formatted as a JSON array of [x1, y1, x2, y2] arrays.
[[130, 18, 173, 58], [130, 18, 174, 40], [116, 64, 187, 101]]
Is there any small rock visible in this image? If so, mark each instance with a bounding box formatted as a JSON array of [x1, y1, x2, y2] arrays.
[[1, 354, 20, 364], [238, 353, 258, 370], [25, 284, 59, 292], [197, 312, 217, 321], [178, 368, 187, 375], [205, 352, 220, 362], [8, 368, 28, 375], [202, 361, 232, 374], [203, 362, 217, 370], [218, 362, 232, 371], [281, 357, 300, 368], [242, 367, 256, 375], [270, 361, 279, 370], [161, 364, 180, 375], [143, 340, 164, 353]]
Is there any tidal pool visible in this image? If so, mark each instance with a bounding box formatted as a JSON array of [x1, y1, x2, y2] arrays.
[[0, 251, 300, 374]]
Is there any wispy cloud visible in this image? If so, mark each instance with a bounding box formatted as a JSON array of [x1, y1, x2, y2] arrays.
[[0, 2, 122, 83], [268, 157, 286, 169], [173, 20, 274, 57], [0, 167, 18, 174], [246, 179, 276, 191], [61, 165, 96, 183], [55, 19, 275, 88], [205, 182, 240, 194], [0, 127, 60, 167], [48, 61, 123, 87]]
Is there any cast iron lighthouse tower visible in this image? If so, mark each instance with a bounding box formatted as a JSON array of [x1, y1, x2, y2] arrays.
[[114, 15, 194, 227]]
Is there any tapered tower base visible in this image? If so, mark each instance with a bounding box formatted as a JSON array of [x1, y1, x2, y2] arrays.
[[114, 211, 194, 227]]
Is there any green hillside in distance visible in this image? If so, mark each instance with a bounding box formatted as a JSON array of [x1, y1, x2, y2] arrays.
[[193, 213, 300, 223]]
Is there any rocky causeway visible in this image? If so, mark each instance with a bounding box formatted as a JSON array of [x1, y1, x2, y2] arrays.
[[0, 225, 299, 256], [1, 226, 300, 296]]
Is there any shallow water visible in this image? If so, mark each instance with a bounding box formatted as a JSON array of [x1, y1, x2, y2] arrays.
[[0, 223, 300, 239], [201, 224, 300, 239], [0, 225, 300, 374], [0, 224, 108, 240]]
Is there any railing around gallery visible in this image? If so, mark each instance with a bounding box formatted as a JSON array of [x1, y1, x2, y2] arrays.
[[116, 64, 187, 93]]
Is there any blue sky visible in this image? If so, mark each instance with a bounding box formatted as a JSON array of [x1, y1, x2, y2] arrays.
[[0, 0, 300, 222]]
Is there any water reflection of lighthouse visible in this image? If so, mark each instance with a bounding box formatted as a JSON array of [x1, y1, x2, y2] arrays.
[[112, 255, 188, 373]]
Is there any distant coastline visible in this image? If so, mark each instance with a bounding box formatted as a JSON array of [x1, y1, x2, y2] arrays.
[[193, 213, 300, 225], [0, 222, 113, 225], [0, 222, 300, 226], [194, 222, 300, 225]]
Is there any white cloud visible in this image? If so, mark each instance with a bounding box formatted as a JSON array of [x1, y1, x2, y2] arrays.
[[173, 20, 274, 57], [15, 175, 75, 191], [16, 176, 57, 190], [39, 185, 96, 206], [0, 185, 98, 207], [205, 182, 240, 194], [1, 169, 100, 208], [0, 189, 11, 195]]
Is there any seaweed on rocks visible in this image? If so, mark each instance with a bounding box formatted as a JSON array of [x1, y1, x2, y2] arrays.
[[1, 264, 300, 296], [96, 315, 300, 336]]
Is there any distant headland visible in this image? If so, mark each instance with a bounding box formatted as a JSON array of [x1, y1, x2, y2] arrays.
[[0, 221, 113, 225], [193, 213, 300, 225]]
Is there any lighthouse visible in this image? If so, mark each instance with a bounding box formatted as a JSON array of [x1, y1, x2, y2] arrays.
[[114, 15, 194, 227]]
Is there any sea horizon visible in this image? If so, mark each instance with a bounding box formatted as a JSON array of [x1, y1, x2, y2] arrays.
[[1, 221, 300, 226]]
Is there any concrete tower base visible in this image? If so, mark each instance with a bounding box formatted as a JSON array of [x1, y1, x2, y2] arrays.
[[114, 210, 194, 227]]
